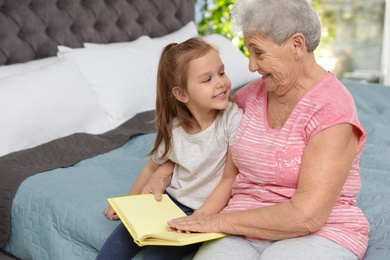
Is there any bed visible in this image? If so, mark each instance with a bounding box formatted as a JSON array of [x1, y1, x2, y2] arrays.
[[0, 1, 389, 260]]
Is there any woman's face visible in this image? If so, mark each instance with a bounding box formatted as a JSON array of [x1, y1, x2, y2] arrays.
[[244, 32, 297, 92]]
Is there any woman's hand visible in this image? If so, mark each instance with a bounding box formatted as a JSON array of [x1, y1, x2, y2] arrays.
[[168, 214, 222, 234], [104, 205, 119, 220]]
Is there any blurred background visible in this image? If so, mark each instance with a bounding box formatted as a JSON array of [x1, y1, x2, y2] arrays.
[[195, 0, 390, 86]]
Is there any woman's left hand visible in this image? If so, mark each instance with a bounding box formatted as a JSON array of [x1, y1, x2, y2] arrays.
[[168, 213, 222, 233]]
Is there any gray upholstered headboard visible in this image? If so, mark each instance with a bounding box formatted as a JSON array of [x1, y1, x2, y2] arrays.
[[0, 0, 195, 66]]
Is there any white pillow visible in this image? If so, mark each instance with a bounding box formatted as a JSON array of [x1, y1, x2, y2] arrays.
[[83, 35, 152, 49], [133, 21, 199, 96], [0, 56, 59, 79], [203, 34, 261, 89], [57, 45, 75, 53], [58, 46, 156, 125], [0, 60, 109, 157], [63, 20, 198, 124], [151, 21, 199, 50]]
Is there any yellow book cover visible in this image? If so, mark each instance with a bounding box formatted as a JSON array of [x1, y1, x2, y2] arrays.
[[107, 194, 227, 246]]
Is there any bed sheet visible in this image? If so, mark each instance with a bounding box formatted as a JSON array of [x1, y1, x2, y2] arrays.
[[2, 133, 156, 260]]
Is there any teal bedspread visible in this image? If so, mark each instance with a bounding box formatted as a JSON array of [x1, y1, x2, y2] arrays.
[[1, 81, 389, 260], [2, 133, 156, 260], [344, 80, 390, 260]]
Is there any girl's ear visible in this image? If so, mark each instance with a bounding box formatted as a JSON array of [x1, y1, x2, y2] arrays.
[[172, 86, 189, 103]]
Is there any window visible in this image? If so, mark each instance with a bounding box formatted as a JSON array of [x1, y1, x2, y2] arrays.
[[195, 0, 390, 85], [314, 0, 387, 84]]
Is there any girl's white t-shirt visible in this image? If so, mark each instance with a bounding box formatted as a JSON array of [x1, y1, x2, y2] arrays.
[[152, 102, 243, 209]]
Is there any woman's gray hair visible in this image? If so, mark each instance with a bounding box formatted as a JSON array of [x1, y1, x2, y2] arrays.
[[230, 0, 321, 52]]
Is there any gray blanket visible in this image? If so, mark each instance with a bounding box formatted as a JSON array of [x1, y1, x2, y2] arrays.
[[0, 110, 155, 247]]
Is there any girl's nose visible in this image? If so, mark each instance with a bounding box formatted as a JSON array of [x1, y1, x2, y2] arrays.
[[217, 80, 224, 88], [217, 77, 226, 88]]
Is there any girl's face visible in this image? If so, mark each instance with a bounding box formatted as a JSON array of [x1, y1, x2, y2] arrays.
[[184, 49, 231, 113], [244, 32, 297, 93]]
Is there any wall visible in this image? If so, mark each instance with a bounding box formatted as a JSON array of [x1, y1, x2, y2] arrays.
[[382, 0, 390, 85]]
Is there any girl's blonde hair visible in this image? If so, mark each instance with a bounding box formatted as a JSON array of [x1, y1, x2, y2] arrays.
[[148, 37, 215, 160]]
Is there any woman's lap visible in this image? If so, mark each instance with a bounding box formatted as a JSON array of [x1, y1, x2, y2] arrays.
[[194, 235, 358, 260], [193, 235, 268, 260]]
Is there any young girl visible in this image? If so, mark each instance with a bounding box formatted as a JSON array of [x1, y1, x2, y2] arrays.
[[96, 37, 243, 260]]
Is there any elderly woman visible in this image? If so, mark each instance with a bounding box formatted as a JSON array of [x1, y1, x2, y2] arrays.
[[168, 0, 369, 259]]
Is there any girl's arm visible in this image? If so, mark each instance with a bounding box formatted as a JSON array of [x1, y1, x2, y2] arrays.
[[104, 158, 159, 220], [193, 147, 237, 216], [128, 159, 160, 195], [141, 160, 175, 201]]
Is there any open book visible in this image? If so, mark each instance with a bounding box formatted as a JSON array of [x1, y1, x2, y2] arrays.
[[107, 194, 227, 246]]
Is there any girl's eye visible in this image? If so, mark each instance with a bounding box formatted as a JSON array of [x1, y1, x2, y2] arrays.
[[202, 77, 211, 83], [219, 71, 225, 76]]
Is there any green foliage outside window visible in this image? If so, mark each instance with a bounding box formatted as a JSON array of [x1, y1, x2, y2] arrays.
[[196, 0, 248, 56], [195, 0, 335, 57]]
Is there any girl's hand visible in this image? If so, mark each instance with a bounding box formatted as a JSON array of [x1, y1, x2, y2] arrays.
[[104, 205, 119, 220], [141, 173, 172, 201], [141, 162, 174, 201]]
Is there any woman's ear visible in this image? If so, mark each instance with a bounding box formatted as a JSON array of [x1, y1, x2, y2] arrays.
[[291, 33, 305, 58], [172, 86, 189, 103]]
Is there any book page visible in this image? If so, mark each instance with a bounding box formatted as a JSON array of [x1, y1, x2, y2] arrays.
[[141, 231, 227, 246], [108, 194, 186, 240]]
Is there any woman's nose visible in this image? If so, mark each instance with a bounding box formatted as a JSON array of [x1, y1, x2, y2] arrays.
[[248, 56, 259, 73]]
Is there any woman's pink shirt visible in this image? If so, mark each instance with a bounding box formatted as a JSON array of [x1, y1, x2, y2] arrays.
[[224, 73, 369, 259]]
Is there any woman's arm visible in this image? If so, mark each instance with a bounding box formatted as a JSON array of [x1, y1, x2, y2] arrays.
[[169, 124, 360, 239], [194, 147, 238, 215]]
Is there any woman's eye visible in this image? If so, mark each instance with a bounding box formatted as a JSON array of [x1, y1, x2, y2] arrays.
[[253, 49, 263, 57]]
